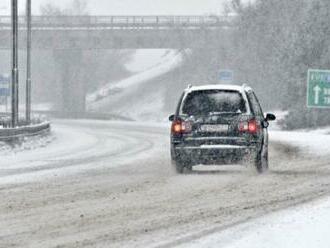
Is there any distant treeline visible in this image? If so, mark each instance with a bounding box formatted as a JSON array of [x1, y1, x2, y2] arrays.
[[230, 0, 330, 129], [167, 0, 330, 129]]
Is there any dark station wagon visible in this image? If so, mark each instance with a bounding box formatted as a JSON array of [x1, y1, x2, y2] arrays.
[[169, 84, 276, 173]]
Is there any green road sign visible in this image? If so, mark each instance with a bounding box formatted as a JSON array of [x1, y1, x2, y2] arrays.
[[307, 69, 330, 108]]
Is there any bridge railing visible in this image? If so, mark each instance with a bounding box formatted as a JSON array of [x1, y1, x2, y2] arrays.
[[0, 15, 235, 29]]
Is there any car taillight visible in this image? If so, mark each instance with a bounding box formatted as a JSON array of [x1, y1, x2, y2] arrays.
[[172, 121, 182, 134], [248, 119, 259, 134], [171, 120, 192, 134], [238, 119, 260, 134]]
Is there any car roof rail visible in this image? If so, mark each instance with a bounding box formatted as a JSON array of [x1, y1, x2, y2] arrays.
[[242, 83, 252, 91]]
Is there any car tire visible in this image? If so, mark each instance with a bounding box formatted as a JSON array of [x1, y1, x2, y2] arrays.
[[254, 146, 269, 174], [172, 158, 193, 174], [172, 159, 185, 174]]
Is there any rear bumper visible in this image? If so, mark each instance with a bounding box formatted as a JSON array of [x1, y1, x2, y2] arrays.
[[173, 144, 258, 165]]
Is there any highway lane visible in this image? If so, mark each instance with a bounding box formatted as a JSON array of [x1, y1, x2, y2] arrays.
[[0, 119, 330, 247], [0, 120, 163, 184]]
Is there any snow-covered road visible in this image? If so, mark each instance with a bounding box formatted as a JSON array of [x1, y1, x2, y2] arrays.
[[1, 120, 330, 247], [0, 120, 166, 185]]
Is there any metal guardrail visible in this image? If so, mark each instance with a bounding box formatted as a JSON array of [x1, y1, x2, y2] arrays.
[[33, 111, 133, 121], [0, 15, 235, 29], [0, 121, 51, 141], [0, 109, 127, 141]]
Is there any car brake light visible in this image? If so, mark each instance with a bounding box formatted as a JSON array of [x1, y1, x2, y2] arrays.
[[238, 119, 259, 134], [171, 120, 192, 134], [172, 121, 182, 133], [248, 119, 258, 134]]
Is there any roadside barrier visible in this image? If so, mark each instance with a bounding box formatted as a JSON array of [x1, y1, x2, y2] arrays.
[[0, 121, 50, 141]]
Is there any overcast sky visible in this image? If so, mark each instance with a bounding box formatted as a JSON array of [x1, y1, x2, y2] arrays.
[[0, 0, 235, 15]]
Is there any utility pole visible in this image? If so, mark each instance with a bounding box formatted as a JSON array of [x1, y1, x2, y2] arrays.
[[26, 0, 31, 124], [11, 0, 19, 127]]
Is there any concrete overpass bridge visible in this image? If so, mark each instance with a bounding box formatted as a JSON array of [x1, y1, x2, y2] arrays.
[[0, 15, 235, 115], [0, 15, 235, 49]]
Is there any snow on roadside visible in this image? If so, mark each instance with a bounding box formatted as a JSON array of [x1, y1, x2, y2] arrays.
[[270, 127, 330, 156], [267, 110, 330, 156], [0, 133, 54, 155], [0, 123, 98, 165], [178, 197, 330, 248]]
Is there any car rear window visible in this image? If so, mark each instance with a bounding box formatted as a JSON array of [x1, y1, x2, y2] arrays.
[[181, 90, 247, 116]]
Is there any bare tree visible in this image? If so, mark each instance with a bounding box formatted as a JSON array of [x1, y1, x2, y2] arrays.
[[40, 0, 88, 16], [40, 3, 62, 16], [68, 0, 89, 15]]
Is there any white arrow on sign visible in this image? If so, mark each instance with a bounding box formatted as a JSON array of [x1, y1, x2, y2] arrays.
[[313, 85, 322, 104]]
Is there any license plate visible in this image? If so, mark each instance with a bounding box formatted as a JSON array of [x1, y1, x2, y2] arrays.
[[200, 124, 229, 133]]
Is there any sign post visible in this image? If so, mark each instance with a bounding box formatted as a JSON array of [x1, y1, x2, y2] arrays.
[[26, 0, 32, 124], [307, 69, 330, 108], [11, 0, 19, 127]]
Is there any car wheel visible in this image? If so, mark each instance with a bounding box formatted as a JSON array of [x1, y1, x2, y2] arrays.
[[172, 159, 185, 174], [254, 146, 269, 174], [172, 158, 193, 174], [185, 163, 193, 173]]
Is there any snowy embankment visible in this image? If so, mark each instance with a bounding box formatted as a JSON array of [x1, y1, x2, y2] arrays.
[[269, 110, 330, 156], [270, 127, 330, 156], [179, 126, 330, 248], [179, 197, 330, 248], [87, 49, 188, 121]]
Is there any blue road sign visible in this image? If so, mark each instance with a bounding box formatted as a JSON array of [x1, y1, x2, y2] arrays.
[[0, 75, 9, 84], [0, 74, 10, 96], [0, 88, 10, 96], [219, 70, 234, 82]]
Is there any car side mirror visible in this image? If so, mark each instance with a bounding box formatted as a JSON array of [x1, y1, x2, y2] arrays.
[[169, 114, 175, 122], [265, 113, 276, 121]]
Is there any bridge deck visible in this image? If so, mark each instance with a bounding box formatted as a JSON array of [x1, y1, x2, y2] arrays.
[[0, 15, 234, 30]]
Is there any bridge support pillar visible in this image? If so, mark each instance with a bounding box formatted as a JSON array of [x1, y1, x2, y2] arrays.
[[54, 49, 87, 117]]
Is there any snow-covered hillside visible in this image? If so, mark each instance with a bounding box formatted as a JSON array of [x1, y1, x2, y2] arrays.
[[87, 49, 188, 121]]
